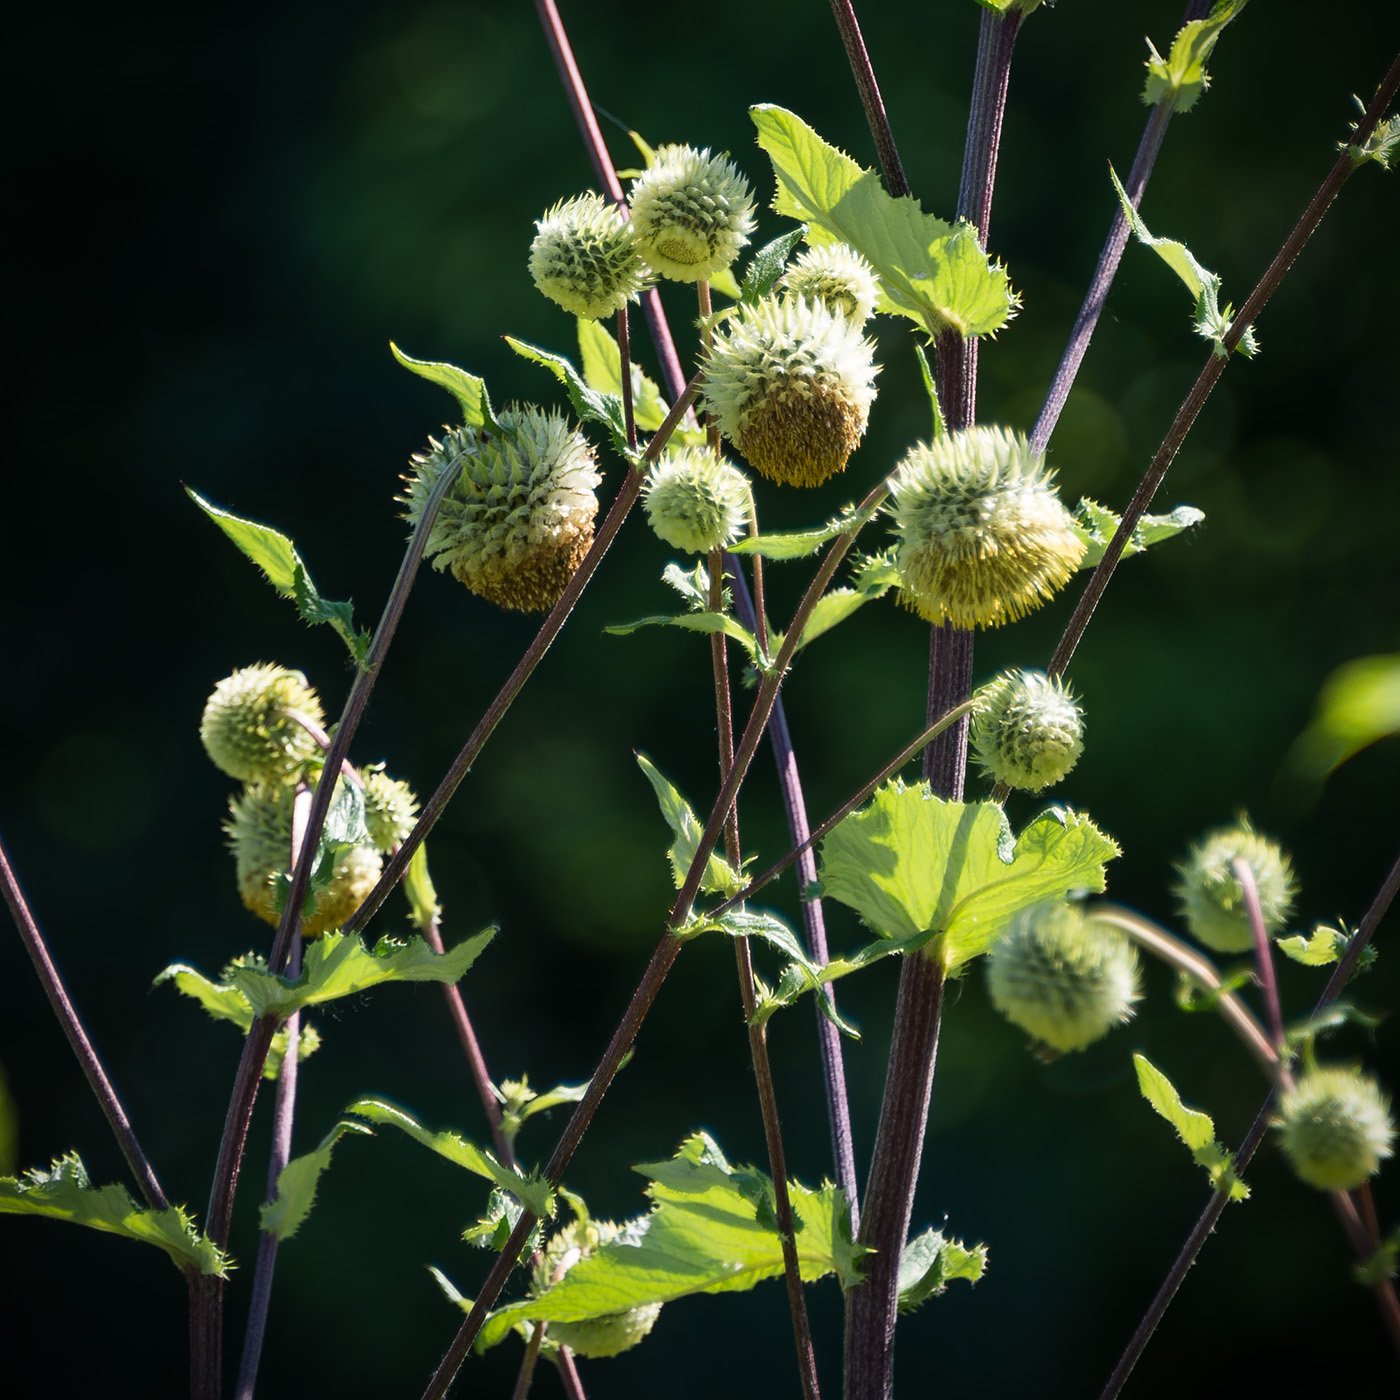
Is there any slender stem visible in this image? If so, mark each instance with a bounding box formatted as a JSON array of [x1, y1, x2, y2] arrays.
[[1321, 851, 1400, 1005], [617, 306, 636, 452], [0, 834, 169, 1211], [959, 7, 1021, 238], [346, 374, 702, 937], [1232, 858, 1286, 1054], [709, 552, 822, 1400], [556, 1348, 588, 1400], [827, 0, 911, 196], [1050, 50, 1400, 680], [510, 1324, 546, 1400]]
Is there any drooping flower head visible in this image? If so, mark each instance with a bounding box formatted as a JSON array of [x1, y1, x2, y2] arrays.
[[401, 407, 601, 613], [702, 294, 878, 487], [200, 664, 325, 784], [779, 242, 880, 325], [628, 145, 756, 283], [972, 669, 1085, 792], [1276, 1067, 1395, 1191], [888, 426, 1085, 628], [642, 448, 751, 554], [1175, 817, 1297, 953], [528, 192, 649, 320]]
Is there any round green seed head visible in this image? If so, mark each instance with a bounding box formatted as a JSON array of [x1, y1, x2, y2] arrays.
[[986, 902, 1140, 1053], [360, 768, 420, 852], [702, 294, 878, 487], [225, 781, 382, 937], [400, 407, 600, 613], [779, 242, 880, 325], [1277, 1067, 1395, 1192], [199, 664, 325, 784], [628, 145, 755, 283], [549, 1304, 664, 1359], [889, 426, 1085, 629], [1175, 818, 1297, 954], [529, 192, 649, 320], [972, 669, 1085, 792], [642, 448, 751, 554]]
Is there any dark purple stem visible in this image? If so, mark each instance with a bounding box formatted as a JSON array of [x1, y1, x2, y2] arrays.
[[1232, 858, 1286, 1054], [827, 0, 911, 197]]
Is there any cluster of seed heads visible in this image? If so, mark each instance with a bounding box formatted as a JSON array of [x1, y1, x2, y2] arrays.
[[971, 669, 1085, 792], [1174, 818, 1297, 954], [401, 407, 601, 613]]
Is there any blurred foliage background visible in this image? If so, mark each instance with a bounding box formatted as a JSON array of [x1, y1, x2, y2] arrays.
[[2, 1, 1397, 1395]]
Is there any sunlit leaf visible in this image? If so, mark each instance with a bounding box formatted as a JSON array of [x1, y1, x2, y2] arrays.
[[1133, 1054, 1248, 1200], [390, 342, 501, 431], [505, 335, 629, 455], [606, 611, 761, 664], [575, 319, 705, 447], [739, 225, 808, 303], [1143, 0, 1249, 113], [897, 1227, 988, 1313], [635, 754, 746, 899], [260, 1120, 374, 1240], [1073, 498, 1205, 568], [1288, 655, 1400, 780]]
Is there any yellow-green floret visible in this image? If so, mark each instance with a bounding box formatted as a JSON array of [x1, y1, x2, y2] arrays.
[[779, 242, 880, 325]]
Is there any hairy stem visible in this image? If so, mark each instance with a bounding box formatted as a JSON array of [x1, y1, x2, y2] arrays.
[[1050, 50, 1400, 679], [827, 0, 911, 196]]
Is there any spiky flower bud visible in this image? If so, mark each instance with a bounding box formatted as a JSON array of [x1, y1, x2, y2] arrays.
[[224, 782, 382, 937], [642, 448, 751, 554], [972, 669, 1085, 792], [360, 768, 419, 852], [889, 426, 1086, 629], [702, 294, 878, 487], [779, 243, 880, 325], [401, 407, 601, 612], [1276, 1067, 1395, 1191], [627, 145, 755, 283], [1175, 818, 1297, 954], [986, 901, 1140, 1054], [200, 664, 325, 784], [528, 193, 649, 320]]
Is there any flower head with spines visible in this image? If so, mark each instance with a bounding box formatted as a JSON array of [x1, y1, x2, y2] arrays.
[[400, 407, 600, 613], [200, 664, 325, 784], [779, 243, 880, 325], [1175, 817, 1298, 954], [972, 669, 1084, 792], [529, 192, 649, 320], [1276, 1067, 1395, 1191], [888, 425, 1085, 629], [627, 145, 756, 283], [702, 293, 878, 487], [642, 448, 751, 554]]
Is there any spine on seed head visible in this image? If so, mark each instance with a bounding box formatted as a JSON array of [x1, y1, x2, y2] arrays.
[[627, 145, 756, 283], [971, 669, 1085, 792], [529, 192, 650, 320]]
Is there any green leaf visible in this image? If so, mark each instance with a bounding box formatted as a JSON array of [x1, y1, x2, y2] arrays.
[[1347, 112, 1400, 171], [1288, 655, 1400, 780], [499, 1076, 590, 1148], [1073, 498, 1205, 568], [774, 551, 900, 655], [913, 343, 947, 440], [504, 336, 630, 456], [751, 105, 1016, 339], [575, 320, 705, 447], [0, 1153, 229, 1275], [897, 1227, 988, 1313], [661, 560, 711, 609], [346, 1099, 554, 1217], [739, 225, 808, 303], [819, 781, 1119, 973], [260, 1120, 374, 1240], [727, 499, 884, 560], [266, 1022, 322, 1081], [635, 754, 746, 899], [606, 612, 761, 664], [186, 489, 370, 665], [1278, 923, 1351, 968], [403, 843, 442, 931], [1109, 166, 1257, 357], [1133, 1055, 1248, 1200], [475, 1132, 864, 1349], [390, 342, 501, 432], [1143, 0, 1249, 113], [158, 928, 493, 1025]]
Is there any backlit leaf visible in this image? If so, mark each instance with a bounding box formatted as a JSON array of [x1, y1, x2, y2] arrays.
[[1133, 1054, 1248, 1200], [1143, 0, 1249, 113], [391, 342, 501, 431], [260, 1120, 374, 1240], [635, 754, 746, 899]]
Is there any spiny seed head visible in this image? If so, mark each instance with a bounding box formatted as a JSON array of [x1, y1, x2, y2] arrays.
[[1276, 1067, 1395, 1191], [779, 242, 880, 325], [972, 669, 1085, 792], [1175, 818, 1298, 954], [199, 664, 325, 784], [400, 406, 600, 612], [224, 782, 382, 937], [360, 767, 420, 852], [642, 448, 751, 554], [628, 145, 756, 283], [889, 426, 1085, 629], [986, 901, 1140, 1054], [528, 192, 650, 320], [702, 294, 878, 487]]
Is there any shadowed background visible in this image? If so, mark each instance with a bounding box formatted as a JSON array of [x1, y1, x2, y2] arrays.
[[2, 2, 1398, 1396]]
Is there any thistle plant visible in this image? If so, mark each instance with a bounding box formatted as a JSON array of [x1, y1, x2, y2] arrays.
[[4, 4, 1400, 1400]]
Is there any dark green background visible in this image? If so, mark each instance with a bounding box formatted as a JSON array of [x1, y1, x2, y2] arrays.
[[2, 2, 1398, 1395]]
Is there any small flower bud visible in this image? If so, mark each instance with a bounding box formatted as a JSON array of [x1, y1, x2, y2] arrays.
[[986, 901, 1140, 1054], [225, 781, 382, 937], [199, 664, 325, 784], [702, 294, 878, 487], [972, 669, 1085, 792], [401, 407, 601, 613], [628, 145, 756, 283], [642, 448, 751, 554], [1276, 1067, 1395, 1192], [528, 192, 649, 320], [779, 243, 880, 325], [1175, 818, 1297, 954], [889, 426, 1085, 629], [360, 767, 420, 852]]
